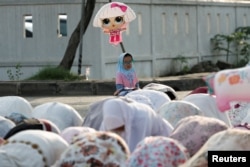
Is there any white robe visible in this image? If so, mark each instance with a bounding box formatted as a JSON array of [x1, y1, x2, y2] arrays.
[[0, 96, 33, 118], [126, 89, 171, 112], [32, 102, 83, 131], [0, 130, 68, 167], [182, 93, 232, 127], [100, 97, 173, 152]]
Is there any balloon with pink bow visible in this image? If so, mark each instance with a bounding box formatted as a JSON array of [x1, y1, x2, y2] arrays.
[[93, 2, 136, 45]]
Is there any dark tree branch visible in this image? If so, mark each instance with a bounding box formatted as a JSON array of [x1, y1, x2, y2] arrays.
[[58, 0, 96, 70]]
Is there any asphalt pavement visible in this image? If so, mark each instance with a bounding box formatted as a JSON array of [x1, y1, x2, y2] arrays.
[[24, 91, 191, 118]]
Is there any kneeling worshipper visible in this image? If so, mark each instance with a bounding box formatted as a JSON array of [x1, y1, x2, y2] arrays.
[[227, 101, 250, 128], [123, 93, 155, 110], [0, 96, 33, 118], [128, 136, 190, 167], [32, 102, 83, 131], [99, 97, 173, 152], [4, 118, 60, 139], [60, 126, 96, 144], [179, 129, 250, 167], [233, 104, 250, 130], [142, 82, 178, 100], [53, 131, 130, 167], [182, 93, 232, 127], [0, 96, 33, 121], [170, 115, 229, 157], [157, 100, 203, 128], [82, 95, 168, 130], [0, 130, 68, 167], [125, 89, 171, 111], [82, 97, 115, 130], [0, 116, 15, 138]]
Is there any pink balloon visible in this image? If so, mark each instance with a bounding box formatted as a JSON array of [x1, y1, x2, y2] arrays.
[[93, 2, 136, 45], [214, 66, 250, 112]]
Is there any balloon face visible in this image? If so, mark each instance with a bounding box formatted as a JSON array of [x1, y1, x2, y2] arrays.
[[101, 16, 125, 31], [93, 2, 136, 45]]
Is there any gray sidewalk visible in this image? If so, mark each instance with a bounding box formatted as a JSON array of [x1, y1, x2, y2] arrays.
[[0, 72, 209, 96]]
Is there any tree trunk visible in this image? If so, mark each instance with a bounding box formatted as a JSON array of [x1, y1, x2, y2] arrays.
[[58, 0, 96, 70]]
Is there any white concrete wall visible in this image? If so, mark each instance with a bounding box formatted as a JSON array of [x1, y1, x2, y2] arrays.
[[0, 0, 249, 80]]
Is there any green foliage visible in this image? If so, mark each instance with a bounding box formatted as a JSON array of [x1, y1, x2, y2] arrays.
[[7, 63, 23, 81], [27, 66, 81, 81], [173, 55, 189, 74], [211, 26, 250, 67]]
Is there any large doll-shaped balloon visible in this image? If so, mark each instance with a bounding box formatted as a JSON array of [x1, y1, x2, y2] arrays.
[[93, 2, 136, 45]]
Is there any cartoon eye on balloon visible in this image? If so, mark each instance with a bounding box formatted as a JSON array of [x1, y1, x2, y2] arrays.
[[93, 2, 136, 46]]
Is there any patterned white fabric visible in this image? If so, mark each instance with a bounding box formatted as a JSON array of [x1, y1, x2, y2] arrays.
[[0, 130, 68, 167], [170, 115, 229, 156], [180, 129, 250, 167], [228, 101, 250, 127], [60, 126, 96, 144], [182, 93, 232, 127], [158, 101, 203, 128], [53, 131, 129, 167], [128, 136, 189, 167]]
